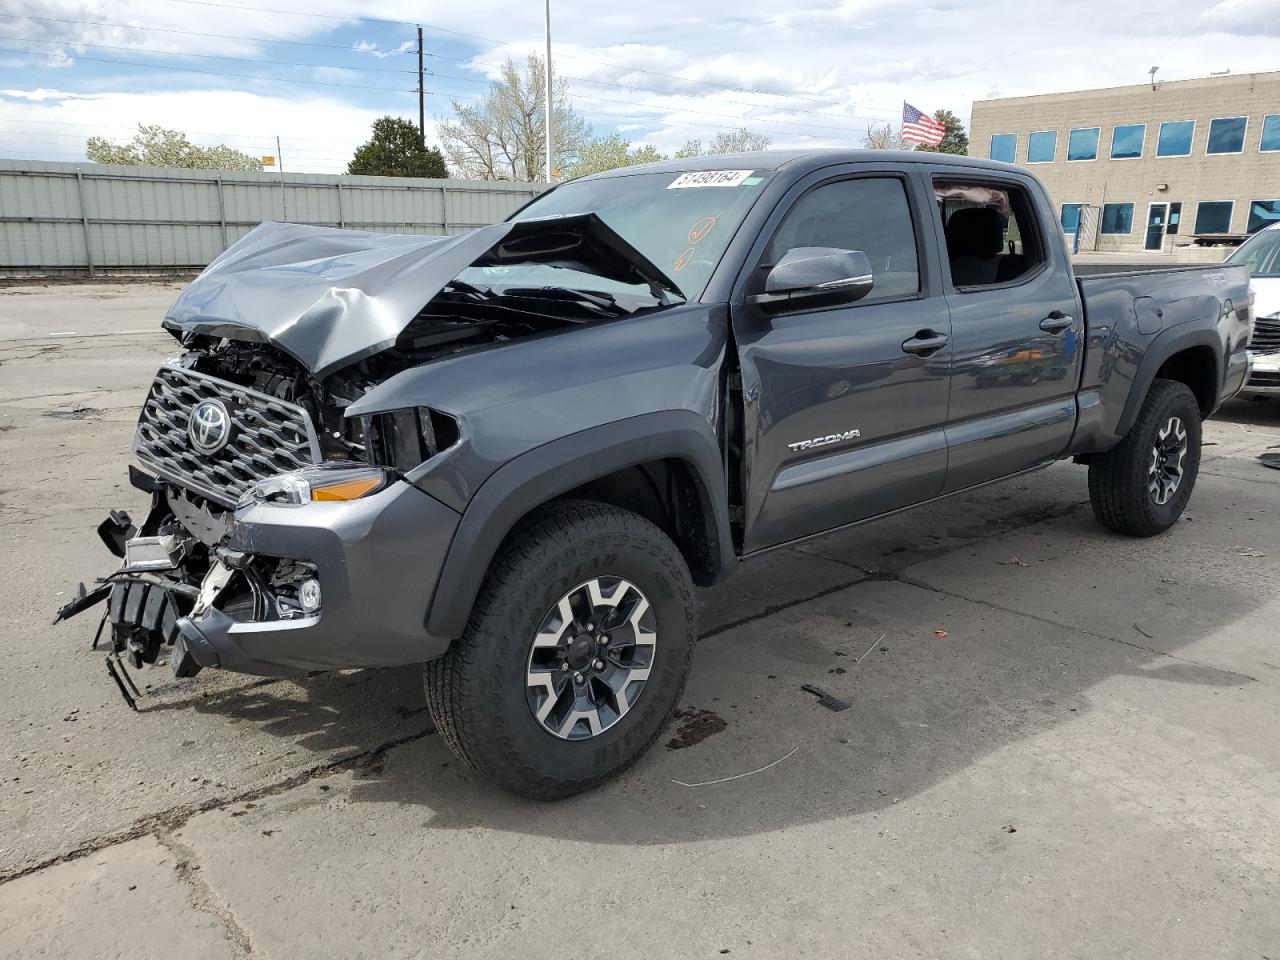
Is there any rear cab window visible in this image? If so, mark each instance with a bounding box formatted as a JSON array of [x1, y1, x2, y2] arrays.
[[933, 178, 1047, 289]]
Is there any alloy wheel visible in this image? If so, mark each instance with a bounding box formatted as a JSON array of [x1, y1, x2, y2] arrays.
[[525, 577, 657, 741], [1148, 415, 1188, 505]]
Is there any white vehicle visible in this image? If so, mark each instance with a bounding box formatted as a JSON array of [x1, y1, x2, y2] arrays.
[[1229, 223, 1280, 396]]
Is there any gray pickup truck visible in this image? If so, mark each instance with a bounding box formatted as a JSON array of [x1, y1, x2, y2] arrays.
[[59, 150, 1252, 798]]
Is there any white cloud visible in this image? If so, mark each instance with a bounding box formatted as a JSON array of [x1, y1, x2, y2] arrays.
[[0, 88, 403, 173], [3, 0, 1279, 168], [353, 39, 415, 59], [1200, 0, 1280, 36]]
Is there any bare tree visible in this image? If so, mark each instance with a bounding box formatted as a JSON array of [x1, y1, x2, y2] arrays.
[[437, 55, 592, 182], [674, 128, 772, 158], [862, 122, 906, 150]]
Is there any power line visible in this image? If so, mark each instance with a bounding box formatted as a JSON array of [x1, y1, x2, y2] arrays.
[[3, 35, 876, 138], [427, 70, 873, 136], [0, 44, 416, 93], [0, 12, 405, 54], [144, 0, 862, 111], [0, 117, 359, 144], [1, 33, 416, 74], [8, 28, 881, 129], [426, 49, 887, 125]]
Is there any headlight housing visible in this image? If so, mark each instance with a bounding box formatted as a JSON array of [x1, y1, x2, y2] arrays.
[[237, 464, 390, 510], [358, 407, 460, 471]]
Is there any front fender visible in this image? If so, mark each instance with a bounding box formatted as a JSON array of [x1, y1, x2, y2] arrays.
[[424, 411, 735, 641]]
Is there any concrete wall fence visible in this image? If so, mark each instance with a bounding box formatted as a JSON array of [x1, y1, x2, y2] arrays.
[[0, 159, 545, 277]]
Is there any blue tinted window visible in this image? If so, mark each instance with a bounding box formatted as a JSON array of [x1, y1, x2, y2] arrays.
[[1101, 203, 1133, 234], [1194, 201, 1233, 234], [990, 133, 1017, 163], [1247, 200, 1280, 234], [1207, 116, 1247, 154], [1157, 120, 1194, 156], [1027, 131, 1056, 163], [1111, 123, 1145, 159], [1263, 116, 1280, 152], [1067, 127, 1099, 161], [1060, 203, 1082, 233]]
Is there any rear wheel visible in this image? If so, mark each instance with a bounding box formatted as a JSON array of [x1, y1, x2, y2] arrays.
[[1088, 378, 1202, 536], [424, 499, 696, 799]]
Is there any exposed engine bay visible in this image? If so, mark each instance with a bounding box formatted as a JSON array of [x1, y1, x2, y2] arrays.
[[54, 214, 686, 706]]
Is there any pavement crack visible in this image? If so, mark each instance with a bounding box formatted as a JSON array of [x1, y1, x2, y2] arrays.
[[155, 831, 255, 959], [701, 572, 867, 640], [0, 727, 435, 887]]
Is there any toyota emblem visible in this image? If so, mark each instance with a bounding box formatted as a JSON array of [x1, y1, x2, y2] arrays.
[[188, 399, 232, 455]]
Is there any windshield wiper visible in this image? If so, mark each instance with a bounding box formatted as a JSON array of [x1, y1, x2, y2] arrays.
[[501, 286, 633, 316], [441, 279, 492, 298]]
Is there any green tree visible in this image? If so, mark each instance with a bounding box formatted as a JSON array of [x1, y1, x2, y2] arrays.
[[85, 124, 259, 170], [437, 55, 592, 181], [568, 133, 666, 178], [914, 109, 969, 155], [674, 128, 772, 158], [347, 116, 448, 178]]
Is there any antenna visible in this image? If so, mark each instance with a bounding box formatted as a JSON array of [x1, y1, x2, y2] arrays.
[[1148, 65, 1159, 90]]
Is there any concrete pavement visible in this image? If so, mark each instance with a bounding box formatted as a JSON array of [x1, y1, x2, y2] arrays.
[[1, 283, 1277, 959]]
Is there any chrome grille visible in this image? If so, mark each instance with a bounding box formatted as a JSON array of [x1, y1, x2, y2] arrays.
[[133, 364, 321, 507], [1249, 314, 1280, 354]]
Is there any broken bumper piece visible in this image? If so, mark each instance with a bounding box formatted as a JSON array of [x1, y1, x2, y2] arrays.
[[182, 478, 462, 676], [64, 475, 462, 689]]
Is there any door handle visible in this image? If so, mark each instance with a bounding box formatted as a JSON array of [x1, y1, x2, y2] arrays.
[[1039, 312, 1074, 334], [901, 331, 949, 356]]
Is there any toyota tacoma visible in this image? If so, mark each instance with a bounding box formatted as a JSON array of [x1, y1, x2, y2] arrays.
[[58, 150, 1253, 798]]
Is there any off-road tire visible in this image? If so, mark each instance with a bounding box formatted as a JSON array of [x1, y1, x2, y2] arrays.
[[1088, 378, 1202, 536], [424, 499, 696, 799]]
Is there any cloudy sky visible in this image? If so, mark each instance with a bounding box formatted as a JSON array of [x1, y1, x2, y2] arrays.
[[0, 0, 1275, 174]]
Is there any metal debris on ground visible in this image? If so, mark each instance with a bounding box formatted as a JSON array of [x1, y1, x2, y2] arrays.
[[800, 683, 850, 712], [854, 632, 887, 664], [996, 557, 1030, 567], [934, 630, 949, 640], [671, 746, 799, 788]]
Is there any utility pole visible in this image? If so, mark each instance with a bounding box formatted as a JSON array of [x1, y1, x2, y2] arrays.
[[543, 0, 553, 183], [417, 26, 425, 146], [276, 135, 288, 221]]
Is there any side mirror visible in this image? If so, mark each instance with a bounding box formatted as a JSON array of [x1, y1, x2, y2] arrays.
[[751, 247, 874, 313]]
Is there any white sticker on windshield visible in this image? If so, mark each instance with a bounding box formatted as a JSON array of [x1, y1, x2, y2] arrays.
[[668, 170, 754, 189]]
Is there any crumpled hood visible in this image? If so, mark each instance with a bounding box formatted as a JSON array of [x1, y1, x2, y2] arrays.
[[163, 214, 683, 378]]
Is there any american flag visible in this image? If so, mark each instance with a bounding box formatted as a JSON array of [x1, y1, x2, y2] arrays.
[[901, 102, 946, 147]]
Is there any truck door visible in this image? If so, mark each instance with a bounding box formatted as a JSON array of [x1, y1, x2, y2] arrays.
[[927, 171, 1084, 492], [732, 169, 952, 553]]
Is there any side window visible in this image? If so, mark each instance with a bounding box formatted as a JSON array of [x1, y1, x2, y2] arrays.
[[933, 179, 1046, 288], [766, 177, 920, 304]]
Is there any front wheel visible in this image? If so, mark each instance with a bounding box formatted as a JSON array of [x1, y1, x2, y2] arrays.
[[424, 499, 696, 799], [1088, 378, 1202, 536]]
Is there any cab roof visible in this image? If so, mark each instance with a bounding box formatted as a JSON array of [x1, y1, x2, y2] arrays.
[[576, 148, 1019, 182]]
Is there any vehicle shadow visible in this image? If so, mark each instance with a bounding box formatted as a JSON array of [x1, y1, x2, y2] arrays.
[[164, 455, 1267, 847]]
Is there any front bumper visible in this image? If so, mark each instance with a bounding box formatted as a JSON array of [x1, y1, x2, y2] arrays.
[[177, 479, 460, 676], [1239, 350, 1280, 397]]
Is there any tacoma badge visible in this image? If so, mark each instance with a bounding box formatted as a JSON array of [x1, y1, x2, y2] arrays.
[[787, 429, 861, 452]]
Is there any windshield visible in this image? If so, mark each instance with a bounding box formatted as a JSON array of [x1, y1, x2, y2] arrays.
[[1227, 228, 1280, 278], [472, 169, 774, 301]]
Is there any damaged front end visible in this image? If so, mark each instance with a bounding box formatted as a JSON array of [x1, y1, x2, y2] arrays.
[[56, 212, 684, 707]]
